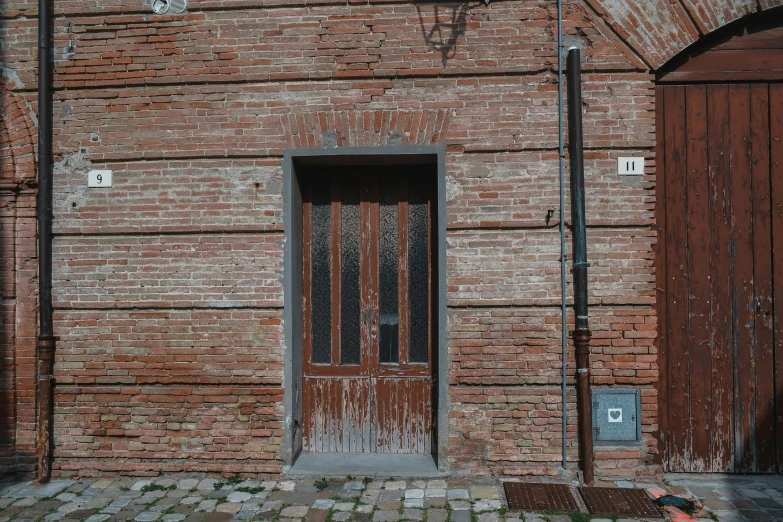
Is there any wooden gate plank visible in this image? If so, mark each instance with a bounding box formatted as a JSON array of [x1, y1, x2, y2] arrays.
[[654, 87, 668, 469], [728, 84, 756, 473], [749, 83, 776, 472], [663, 85, 691, 471], [706, 84, 734, 472], [769, 84, 783, 473], [685, 85, 712, 471]]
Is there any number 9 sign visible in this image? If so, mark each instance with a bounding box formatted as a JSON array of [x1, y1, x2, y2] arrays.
[[88, 170, 113, 187]]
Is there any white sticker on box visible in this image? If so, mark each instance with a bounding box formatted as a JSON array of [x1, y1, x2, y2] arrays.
[[608, 408, 623, 423]]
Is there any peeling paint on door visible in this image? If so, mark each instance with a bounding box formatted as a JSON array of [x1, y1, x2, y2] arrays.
[[301, 168, 435, 455]]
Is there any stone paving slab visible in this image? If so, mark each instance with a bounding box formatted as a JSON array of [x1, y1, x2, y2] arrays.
[[5, 473, 781, 522], [2, 482, 73, 499], [663, 473, 783, 522]]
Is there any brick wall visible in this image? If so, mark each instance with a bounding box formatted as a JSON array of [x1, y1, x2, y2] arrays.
[[1, 0, 779, 479], [0, 74, 38, 478], [586, 0, 783, 68]]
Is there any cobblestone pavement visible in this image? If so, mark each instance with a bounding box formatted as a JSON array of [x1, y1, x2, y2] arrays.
[[664, 473, 783, 522], [0, 473, 778, 522]]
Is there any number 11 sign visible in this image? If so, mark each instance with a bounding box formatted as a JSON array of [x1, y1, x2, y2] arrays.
[[88, 170, 113, 187]]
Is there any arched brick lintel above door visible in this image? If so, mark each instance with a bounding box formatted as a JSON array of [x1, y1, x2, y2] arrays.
[[657, 7, 783, 83], [586, 0, 783, 70], [283, 110, 451, 150]]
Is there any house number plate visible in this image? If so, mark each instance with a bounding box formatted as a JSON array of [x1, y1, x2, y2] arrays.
[[617, 157, 644, 176], [88, 170, 113, 187]]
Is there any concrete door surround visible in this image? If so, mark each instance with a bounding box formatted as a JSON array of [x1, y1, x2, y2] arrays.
[[282, 146, 449, 475]]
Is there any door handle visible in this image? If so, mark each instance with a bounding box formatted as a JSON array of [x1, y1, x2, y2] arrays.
[[753, 297, 762, 315], [362, 308, 374, 326]]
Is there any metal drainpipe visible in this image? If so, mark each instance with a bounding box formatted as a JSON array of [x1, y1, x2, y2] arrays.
[[556, 0, 568, 470], [566, 47, 594, 486], [37, 0, 56, 484]]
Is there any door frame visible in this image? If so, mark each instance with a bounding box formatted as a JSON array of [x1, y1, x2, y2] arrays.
[[282, 146, 448, 470]]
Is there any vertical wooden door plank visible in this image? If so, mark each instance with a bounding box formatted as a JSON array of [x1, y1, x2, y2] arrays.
[[307, 379, 315, 452], [367, 176, 381, 451], [335, 379, 344, 453], [304, 378, 317, 452], [303, 377, 310, 451], [750, 83, 775, 472], [309, 380, 316, 452], [728, 84, 756, 473], [345, 380, 354, 453], [361, 175, 376, 377], [368, 176, 380, 373], [392, 378, 401, 453], [769, 84, 783, 473], [320, 379, 329, 453], [654, 86, 669, 469], [365, 175, 379, 451], [707, 84, 734, 472], [399, 176, 410, 366], [331, 177, 342, 451], [663, 85, 691, 472], [415, 379, 423, 453], [685, 85, 712, 471], [324, 379, 333, 452], [335, 378, 344, 452], [374, 378, 386, 453], [357, 379, 373, 452]]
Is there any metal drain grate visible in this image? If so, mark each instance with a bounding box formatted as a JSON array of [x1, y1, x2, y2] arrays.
[[578, 487, 664, 519], [503, 483, 580, 512]]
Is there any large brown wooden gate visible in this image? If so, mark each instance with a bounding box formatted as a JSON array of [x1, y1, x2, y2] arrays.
[[301, 167, 436, 454], [658, 83, 783, 472], [657, 11, 783, 473]]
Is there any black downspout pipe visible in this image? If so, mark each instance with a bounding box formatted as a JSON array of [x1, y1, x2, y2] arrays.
[[37, 0, 56, 484], [566, 47, 594, 485]]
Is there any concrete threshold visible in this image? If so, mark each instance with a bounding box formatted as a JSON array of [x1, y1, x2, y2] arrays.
[[289, 452, 440, 477]]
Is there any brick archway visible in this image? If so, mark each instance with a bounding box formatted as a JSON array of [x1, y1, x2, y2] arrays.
[[586, 0, 783, 69], [0, 72, 38, 478], [1, 75, 37, 181], [283, 110, 451, 150]]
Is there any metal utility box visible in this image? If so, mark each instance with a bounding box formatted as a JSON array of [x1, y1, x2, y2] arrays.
[[592, 389, 642, 445]]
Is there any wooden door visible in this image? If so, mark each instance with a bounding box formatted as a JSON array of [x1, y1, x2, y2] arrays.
[[658, 83, 783, 472], [301, 166, 435, 454]]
